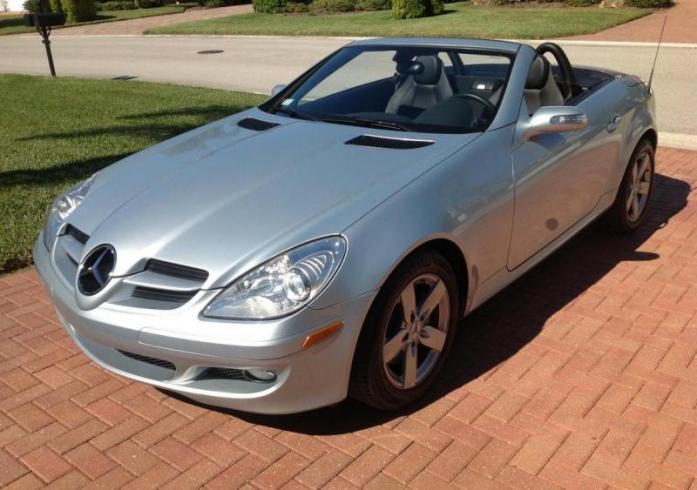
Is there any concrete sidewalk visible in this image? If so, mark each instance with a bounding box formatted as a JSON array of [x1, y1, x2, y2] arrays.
[[1, 35, 695, 141], [1, 148, 696, 488]]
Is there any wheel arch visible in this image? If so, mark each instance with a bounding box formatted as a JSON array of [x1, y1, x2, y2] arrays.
[[641, 128, 657, 150], [397, 238, 469, 318]]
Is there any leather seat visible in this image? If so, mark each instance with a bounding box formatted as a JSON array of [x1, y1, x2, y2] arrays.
[[524, 55, 564, 115], [386, 55, 453, 115]]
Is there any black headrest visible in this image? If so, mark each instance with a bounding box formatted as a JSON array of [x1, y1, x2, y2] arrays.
[[394, 51, 416, 75], [526, 55, 550, 90], [413, 55, 443, 85]]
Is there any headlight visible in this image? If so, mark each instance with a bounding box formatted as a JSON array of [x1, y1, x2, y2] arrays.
[[43, 175, 96, 250], [203, 236, 347, 320]]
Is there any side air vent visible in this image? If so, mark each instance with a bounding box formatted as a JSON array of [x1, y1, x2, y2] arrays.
[[237, 118, 280, 132], [118, 350, 175, 371], [346, 135, 434, 150], [132, 286, 198, 304], [145, 259, 208, 282], [65, 224, 89, 245]]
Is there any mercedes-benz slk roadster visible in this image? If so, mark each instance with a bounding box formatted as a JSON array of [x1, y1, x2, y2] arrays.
[[35, 38, 656, 414]]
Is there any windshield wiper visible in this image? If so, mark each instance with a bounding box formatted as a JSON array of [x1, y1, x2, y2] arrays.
[[352, 118, 410, 132], [275, 108, 410, 132], [318, 115, 410, 132], [275, 107, 321, 121]]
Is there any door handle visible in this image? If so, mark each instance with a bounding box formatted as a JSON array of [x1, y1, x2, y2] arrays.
[[607, 115, 622, 133]]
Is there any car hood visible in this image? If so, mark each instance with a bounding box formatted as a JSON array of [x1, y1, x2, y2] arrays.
[[69, 108, 478, 288]]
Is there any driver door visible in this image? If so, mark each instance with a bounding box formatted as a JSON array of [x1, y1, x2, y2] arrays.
[[507, 95, 612, 270]]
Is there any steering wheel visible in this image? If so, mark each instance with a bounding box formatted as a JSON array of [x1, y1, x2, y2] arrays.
[[536, 42, 575, 101], [455, 93, 496, 114]]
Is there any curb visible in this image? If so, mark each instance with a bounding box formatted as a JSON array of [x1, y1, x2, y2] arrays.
[[659, 132, 697, 151]]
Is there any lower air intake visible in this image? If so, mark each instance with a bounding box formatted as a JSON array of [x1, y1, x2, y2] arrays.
[[118, 350, 175, 371]]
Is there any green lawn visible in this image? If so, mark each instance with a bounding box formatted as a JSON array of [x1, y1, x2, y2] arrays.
[[147, 2, 649, 39], [0, 75, 265, 274], [0, 6, 185, 36]]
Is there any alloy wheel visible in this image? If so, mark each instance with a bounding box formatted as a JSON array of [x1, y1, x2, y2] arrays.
[[382, 273, 450, 390], [626, 151, 652, 223]]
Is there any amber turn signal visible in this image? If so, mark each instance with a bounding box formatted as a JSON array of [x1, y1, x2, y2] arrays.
[[302, 321, 343, 349]]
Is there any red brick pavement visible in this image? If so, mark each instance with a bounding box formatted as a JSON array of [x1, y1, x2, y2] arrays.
[[1, 147, 697, 489]]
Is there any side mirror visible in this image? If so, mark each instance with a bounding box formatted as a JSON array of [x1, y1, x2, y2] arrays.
[[523, 106, 588, 140], [271, 84, 287, 97]]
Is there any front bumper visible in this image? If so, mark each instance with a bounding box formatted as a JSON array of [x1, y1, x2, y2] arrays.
[[34, 235, 376, 414]]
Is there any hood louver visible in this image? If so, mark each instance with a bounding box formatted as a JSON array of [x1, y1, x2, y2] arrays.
[[346, 135, 435, 150], [237, 118, 280, 131]]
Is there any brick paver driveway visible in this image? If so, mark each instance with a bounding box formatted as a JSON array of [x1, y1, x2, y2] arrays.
[[1, 148, 696, 489]]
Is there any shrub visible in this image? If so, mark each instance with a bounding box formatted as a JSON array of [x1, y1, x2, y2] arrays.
[[49, 0, 64, 12], [566, 0, 600, 5], [393, 0, 443, 18], [252, 0, 285, 12], [430, 0, 443, 13], [311, 0, 354, 12], [355, 0, 391, 9], [61, 0, 97, 21], [285, 0, 310, 12], [23, 0, 38, 12], [97, 0, 135, 9], [134, 0, 161, 7], [625, 0, 672, 6], [203, 0, 224, 6]]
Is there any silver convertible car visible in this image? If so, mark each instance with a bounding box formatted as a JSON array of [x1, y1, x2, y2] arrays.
[[35, 38, 656, 414]]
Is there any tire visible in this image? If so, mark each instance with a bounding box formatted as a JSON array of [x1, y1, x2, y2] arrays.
[[349, 251, 460, 411], [605, 139, 655, 234]]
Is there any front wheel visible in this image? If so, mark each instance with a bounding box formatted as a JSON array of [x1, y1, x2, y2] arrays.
[[605, 139, 655, 234], [349, 251, 460, 411]]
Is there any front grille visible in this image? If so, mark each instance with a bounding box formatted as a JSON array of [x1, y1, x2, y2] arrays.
[[132, 286, 197, 304], [346, 135, 434, 150], [118, 350, 175, 371], [145, 259, 208, 282], [65, 224, 89, 245], [237, 118, 279, 132]]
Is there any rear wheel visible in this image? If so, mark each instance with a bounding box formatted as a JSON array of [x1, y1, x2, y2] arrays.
[[605, 140, 655, 234], [349, 251, 459, 411]]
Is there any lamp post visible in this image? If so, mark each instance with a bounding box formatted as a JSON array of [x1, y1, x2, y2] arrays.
[[23, 0, 65, 77]]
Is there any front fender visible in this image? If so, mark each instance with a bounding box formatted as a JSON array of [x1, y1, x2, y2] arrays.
[[614, 82, 657, 187], [311, 127, 517, 317]]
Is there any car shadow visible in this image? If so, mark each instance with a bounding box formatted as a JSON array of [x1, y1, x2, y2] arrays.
[[162, 172, 690, 434]]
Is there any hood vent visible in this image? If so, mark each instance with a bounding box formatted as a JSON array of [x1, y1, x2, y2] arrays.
[[346, 135, 435, 150], [145, 259, 208, 282], [237, 118, 280, 132]]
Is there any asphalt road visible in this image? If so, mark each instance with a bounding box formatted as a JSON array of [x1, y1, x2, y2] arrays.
[[1, 35, 695, 137]]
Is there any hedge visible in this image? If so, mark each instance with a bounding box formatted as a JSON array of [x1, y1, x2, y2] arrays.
[[61, 0, 97, 21], [393, 0, 443, 18], [625, 0, 672, 6]]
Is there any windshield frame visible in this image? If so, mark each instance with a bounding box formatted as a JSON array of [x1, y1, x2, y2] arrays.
[[259, 44, 516, 135]]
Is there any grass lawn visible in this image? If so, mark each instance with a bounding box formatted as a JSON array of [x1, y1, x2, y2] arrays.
[[0, 75, 265, 274], [147, 2, 649, 39], [0, 6, 185, 36]]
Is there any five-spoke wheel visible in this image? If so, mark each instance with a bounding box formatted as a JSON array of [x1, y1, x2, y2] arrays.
[[606, 138, 655, 233], [382, 274, 450, 390], [350, 251, 459, 411]]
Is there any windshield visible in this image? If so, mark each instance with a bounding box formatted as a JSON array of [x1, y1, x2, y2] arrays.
[[262, 46, 513, 134]]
